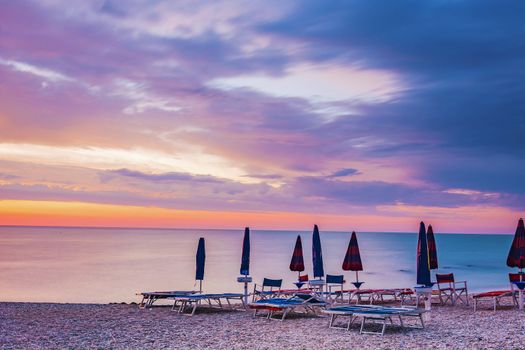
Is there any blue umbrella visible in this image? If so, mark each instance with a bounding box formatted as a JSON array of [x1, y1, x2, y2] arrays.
[[416, 222, 431, 286], [312, 225, 324, 279], [196, 237, 205, 292], [240, 227, 250, 276]]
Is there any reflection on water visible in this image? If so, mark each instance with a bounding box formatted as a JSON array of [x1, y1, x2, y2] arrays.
[[0, 226, 515, 303]]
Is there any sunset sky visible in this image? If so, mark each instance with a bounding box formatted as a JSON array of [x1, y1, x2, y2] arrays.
[[1, 0, 524, 233]]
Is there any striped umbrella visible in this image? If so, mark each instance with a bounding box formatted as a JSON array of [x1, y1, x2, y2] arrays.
[[195, 237, 205, 292], [507, 218, 525, 273], [427, 225, 438, 270], [290, 235, 305, 278], [312, 225, 324, 279], [342, 231, 363, 287], [416, 222, 431, 286], [240, 227, 250, 276]]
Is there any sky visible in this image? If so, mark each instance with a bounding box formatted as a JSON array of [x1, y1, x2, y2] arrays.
[[0, 0, 524, 233]]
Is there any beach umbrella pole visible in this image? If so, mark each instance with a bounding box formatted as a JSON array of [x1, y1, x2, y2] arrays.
[[243, 274, 248, 304]]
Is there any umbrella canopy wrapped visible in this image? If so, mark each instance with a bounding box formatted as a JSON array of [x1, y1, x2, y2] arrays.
[[342, 231, 363, 271], [240, 227, 250, 276], [416, 222, 431, 286], [427, 225, 438, 270], [507, 218, 525, 271], [195, 237, 206, 281], [290, 235, 305, 272], [312, 225, 324, 278]]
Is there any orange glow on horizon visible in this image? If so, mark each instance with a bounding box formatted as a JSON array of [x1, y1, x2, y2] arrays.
[[0, 200, 522, 234]]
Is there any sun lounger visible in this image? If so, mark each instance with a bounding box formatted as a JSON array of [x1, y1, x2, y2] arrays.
[[170, 293, 245, 316], [472, 274, 522, 311], [346, 288, 414, 305], [248, 293, 328, 321], [137, 290, 195, 309], [323, 305, 426, 335], [472, 290, 516, 311]]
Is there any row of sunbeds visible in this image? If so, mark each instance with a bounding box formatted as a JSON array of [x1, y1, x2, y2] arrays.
[[138, 288, 426, 335]]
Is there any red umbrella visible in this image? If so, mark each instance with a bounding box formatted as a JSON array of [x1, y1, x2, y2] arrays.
[[427, 225, 438, 270], [507, 218, 525, 273], [290, 235, 305, 278], [342, 231, 363, 287]]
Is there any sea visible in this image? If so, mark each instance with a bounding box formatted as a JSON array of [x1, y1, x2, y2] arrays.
[[0, 226, 517, 304]]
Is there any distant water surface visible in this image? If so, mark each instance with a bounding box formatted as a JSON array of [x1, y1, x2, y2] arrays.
[[0, 226, 516, 303]]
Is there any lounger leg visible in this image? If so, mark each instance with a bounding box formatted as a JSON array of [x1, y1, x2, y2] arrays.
[[398, 315, 404, 328], [381, 319, 387, 336], [359, 317, 366, 334], [347, 316, 355, 331], [190, 302, 198, 316], [281, 309, 290, 321]]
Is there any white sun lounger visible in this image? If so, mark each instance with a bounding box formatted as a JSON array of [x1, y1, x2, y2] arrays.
[[170, 293, 245, 316], [137, 291, 195, 309]]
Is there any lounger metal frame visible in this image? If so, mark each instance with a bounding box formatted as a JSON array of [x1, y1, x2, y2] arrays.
[[171, 293, 245, 316], [324, 305, 426, 336], [249, 294, 328, 321]]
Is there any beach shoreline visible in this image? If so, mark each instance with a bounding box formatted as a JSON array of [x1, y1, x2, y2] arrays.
[[2, 301, 524, 349]]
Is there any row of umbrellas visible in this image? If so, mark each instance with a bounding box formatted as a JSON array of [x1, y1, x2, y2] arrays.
[[289, 225, 363, 284], [195, 218, 525, 293], [416, 218, 525, 287]]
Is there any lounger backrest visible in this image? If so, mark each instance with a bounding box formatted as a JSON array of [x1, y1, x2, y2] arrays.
[[263, 278, 283, 288], [509, 273, 523, 283], [326, 274, 344, 284], [436, 273, 455, 284], [298, 274, 309, 282]]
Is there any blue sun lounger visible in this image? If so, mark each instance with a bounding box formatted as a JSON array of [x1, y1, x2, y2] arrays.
[[170, 293, 245, 316], [248, 293, 328, 321], [323, 305, 426, 335]]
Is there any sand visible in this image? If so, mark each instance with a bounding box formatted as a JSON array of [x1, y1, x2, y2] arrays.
[[1, 300, 525, 349]]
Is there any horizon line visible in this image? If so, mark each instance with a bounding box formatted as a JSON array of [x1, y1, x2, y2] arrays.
[[0, 224, 511, 235]]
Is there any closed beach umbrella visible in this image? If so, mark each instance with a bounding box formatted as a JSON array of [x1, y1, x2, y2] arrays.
[[416, 222, 431, 286], [342, 231, 363, 286], [427, 225, 438, 270], [507, 218, 525, 273], [240, 227, 250, 276], [195, 237, 205, 292], [312, 225, 324, 279], [290, 235, 305, 277]]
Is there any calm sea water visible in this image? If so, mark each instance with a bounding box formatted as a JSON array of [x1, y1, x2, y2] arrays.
[[0, 226, 517, 303]]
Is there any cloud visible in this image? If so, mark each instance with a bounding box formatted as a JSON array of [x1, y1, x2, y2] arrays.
[[0, 0, 524, 229], [328, 168, 360, 178]]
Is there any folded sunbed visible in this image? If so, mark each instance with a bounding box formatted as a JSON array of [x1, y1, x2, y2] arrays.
[[248, 293, 328, 321], [323, 305, 426, 335]]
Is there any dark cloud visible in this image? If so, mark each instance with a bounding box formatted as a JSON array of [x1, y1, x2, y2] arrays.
[[110, 168, 222, 183], [328, 168, 360, 178]]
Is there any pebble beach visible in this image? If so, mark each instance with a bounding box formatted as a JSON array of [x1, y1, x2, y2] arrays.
[[2, 300, 525, 350]]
